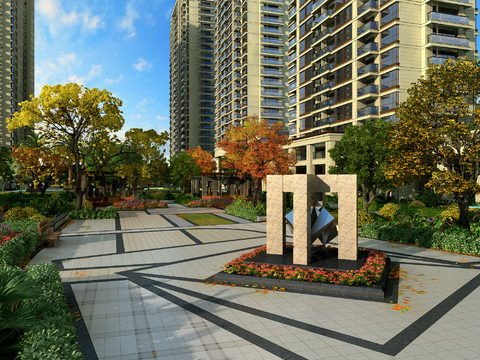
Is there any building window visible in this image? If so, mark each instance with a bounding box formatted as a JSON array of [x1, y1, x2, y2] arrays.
[[381, 25, 399, 47], [381, 70, 399, 90], [300, 50, 313, 68], [300, 83, 314, 99], [381, 47, 399, 69], [299, 1, 313, 22], [299, 99, 314, 115], [300, 66, 313, 83], [381, 3, 399, 26], [334, 5, 352, 29], [381, 92, 399, 112], [334, 63, 352, 84], [300, 17, 313, 37]]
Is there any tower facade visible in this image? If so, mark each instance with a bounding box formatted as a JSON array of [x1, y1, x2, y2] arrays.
[[0, 0, 34, 148], [214, 0, 290, 159], [170, 0, 216, 156], [286, 0, 477, 174]]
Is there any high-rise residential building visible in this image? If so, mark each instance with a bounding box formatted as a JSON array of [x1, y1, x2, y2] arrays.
[[0, 0, 34, 148], [214, 0, 290, 159], [286, 0, 477, 175], [170, 0, 216, 156]]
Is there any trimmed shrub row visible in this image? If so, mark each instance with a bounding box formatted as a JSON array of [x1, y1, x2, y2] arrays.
[[361, 222, 480, 256], [225, 205, 259, 221], [0, 220, 39, 266], [68, 206, 118, 220], [0, 264, 83, 360]]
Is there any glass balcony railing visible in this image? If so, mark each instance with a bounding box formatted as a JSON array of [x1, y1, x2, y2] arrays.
[[262, 27, 283, 34], [314, 9, 334, 25], [358, 63, 378, 75], [262, 48, 283, 55], [358, 106, 378, 117], [262, 58, 283, 65], [262, 38, 283, 44], [262, 101, 283, 106], [428, 34, 470, 47], [312, 0, 327, 11], [262, 90, 283, 96], [262, 17, 283, 23], [357, 42, 378, 55], [262, 69, 283, 75], [262, 6, 283, 13], [314, 45, 334, 60], [314, 117, 335, 127], [314, 81, 334, 93], [428, 12, 470, 25], [357, 0, 378, 14], [357, 84, 378, 96], [315, 99, 334, 109], [314, 63, 334, 76], [296, 154, 307, 161], [313, 28, 333, 44], [314, 151, 326, 159], [357, 21, 378, 35], [427, 55, 456, 65]]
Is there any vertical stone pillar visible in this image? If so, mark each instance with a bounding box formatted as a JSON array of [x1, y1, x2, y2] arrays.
[[239, 182, 246, 196], [337, 175, 358, 260], [202, 176, 208, 197], [246, 180, 251, 196], [212, 179, 218, 197], [229, 179, 235, 196], [120, 178, 126, 197], [266, 175, 285, 255], [292, 175, 312, 265], [306, 144, 314, 175]]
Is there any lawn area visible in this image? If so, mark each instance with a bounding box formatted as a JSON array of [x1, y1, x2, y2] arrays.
[[175, 213, 234, 226]]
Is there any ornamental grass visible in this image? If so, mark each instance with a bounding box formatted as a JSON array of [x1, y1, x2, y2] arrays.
[[113, 198, 168, 211], [223, 245, 387, 287]]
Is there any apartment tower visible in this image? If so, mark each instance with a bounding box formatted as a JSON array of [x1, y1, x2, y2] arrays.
[[214, 0, 290, 159], [0, 0, 34, 148], [170, 0, 216, 156], [287, 0, 477, 175]]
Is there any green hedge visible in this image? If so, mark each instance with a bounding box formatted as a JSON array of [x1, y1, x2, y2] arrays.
[[0, 220, 39, 266], [9, 264, 83, 360], [68, 205, 118, 220], [361, 222, 480, 256], [225, 205, 258, 221]]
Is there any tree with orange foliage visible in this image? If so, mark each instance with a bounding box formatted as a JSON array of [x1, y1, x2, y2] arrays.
[[186, 146, 217, 173], [12, 146, 67, 196], [217, 116, 296, 206]]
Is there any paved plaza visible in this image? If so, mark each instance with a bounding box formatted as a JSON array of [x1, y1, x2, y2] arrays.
[[29, 202, 480, 360]]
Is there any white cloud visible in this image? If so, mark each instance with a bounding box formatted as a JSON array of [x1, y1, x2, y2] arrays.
[[83, 15, 103, 30], [67, 74, 85, 85], [89, 64, 102, 77], [37, 0, 103, 34], [56, 53, 78, 68], [155, 115, 168, 121], [105, 75, 124, 84], [119, 1, 140, 38], [133, 58, 153, 71]]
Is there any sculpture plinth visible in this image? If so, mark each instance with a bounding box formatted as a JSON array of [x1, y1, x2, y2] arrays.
[[266, 174, 358, 266]]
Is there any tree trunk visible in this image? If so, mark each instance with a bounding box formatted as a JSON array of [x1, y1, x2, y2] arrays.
[[252, 178, 260, 207], [455, 192, 471, 227], [120, 178, 126, 197], [361, 184, 376, 212], [40, 183, 48, 197], [132, 178, 138, 198]]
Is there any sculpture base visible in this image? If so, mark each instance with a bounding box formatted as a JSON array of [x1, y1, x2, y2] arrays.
[[246, 246, 367, 271]]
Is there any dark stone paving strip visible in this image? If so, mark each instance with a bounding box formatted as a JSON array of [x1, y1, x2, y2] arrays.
[[62, 282, 98, 360], [115, 217, 125, 254], [159, 214, 179, 227], [115, 218, 121, 231], [180, 229, 203, 245], [126, 273, 308, 360], [382, 271, 480, 356]]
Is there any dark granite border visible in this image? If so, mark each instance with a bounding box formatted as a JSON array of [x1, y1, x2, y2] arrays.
[[213, 258, 390, 302], [62, 283, 98, 360], [180, 229, 203, 245], [159, 214, 179, 227]]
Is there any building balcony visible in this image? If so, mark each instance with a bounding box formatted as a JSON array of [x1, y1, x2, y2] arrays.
[[314, 151, 326, 159], [358, 63, 379, 76], [428, 12, 470, 26], [261, 111, 283, 117], [262, 47, 283, 55], [427, 55, 456, 65], [262, 58, 283, 65], [262, 27, 283, 34], [262, 69, 283, 75], [357, 0, 378, 15], [262, 101, 283, 106], [314, 63, 334, 76], [357, 42, 378, 55], [262, 37, 284, 45], [313, 45, 334, 61], [357, 21, 378, 35], [262, 6, 283, 13], [312, 0, 327, 11], [262, 17, 283, 24], [315, 99, 334, 110], [357, 84, 379, 97], [262, 90, 283, 96], [428, 34, 470, 47], [263, 79, 283, 85], [314, 9, 334, 26], [358, 106, 378, 117]]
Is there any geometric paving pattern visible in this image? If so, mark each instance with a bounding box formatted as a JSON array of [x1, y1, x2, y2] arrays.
[[28, 203, 480, 359]]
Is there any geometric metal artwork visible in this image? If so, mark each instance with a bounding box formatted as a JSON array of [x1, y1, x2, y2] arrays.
[[285, 200, 338, 247]]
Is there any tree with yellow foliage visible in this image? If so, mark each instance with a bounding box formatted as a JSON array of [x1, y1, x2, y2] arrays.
[[385, 58, 480, 226]]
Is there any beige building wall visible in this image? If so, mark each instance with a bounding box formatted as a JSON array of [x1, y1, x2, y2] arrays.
[[0, 0, 34, 149], [287, 0, 477, 175], [170, 0, 216, 156]]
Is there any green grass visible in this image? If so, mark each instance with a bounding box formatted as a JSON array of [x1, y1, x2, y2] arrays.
[[418, 207, 444, 217], [176, 213, 233, 226]]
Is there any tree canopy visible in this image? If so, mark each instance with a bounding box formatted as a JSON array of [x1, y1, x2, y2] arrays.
[[186, 146, 216, 173], [169, 152, 200, 193], [7, 83, 168, 208], [329, 119, 394, 211], [385, 58, 480, 226], [217, 116, 296, 205], [0, 147, 15, 185]]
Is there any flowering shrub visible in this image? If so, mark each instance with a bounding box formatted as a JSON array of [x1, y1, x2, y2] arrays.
[[186, 197, 233, 209], [187, 199, 212, 208], [113, 198, 168, 211], [358, 210, 375, 227], [223, 245, 387, 287], [0, 224, 24, 246], [379, 203, 401, 221]]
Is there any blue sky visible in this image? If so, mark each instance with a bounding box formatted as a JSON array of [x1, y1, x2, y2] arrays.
[[35, 0, 175, 143]]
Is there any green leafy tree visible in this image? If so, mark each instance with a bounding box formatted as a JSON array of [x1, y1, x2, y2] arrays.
[[0, 147, 15, 186], [329, 119, 394, 212], [385, 58, 480, 226], [169, 152, 200, 193]]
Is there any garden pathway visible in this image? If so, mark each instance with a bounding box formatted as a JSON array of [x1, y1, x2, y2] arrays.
[[28, 203, 480, 360]]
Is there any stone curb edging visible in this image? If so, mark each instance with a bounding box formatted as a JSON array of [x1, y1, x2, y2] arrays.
[[213, 258, 391, 302]]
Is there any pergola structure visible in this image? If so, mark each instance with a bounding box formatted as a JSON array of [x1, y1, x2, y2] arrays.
[[191, 173, 252, 198]]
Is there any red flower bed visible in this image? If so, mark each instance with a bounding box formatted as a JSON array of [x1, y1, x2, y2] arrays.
[[223, 245, 387, 287], [0, 231, 24, 246]]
